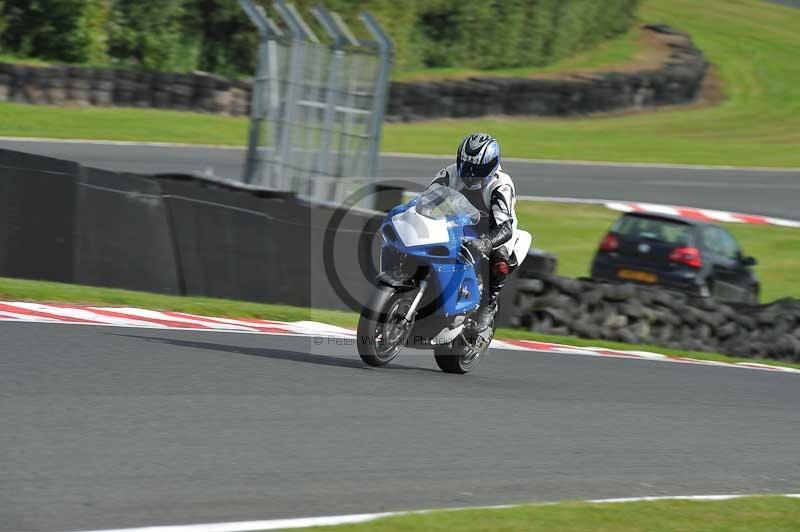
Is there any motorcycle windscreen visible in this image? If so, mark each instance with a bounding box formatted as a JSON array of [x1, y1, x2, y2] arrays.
[[414, 184, 481, 225]]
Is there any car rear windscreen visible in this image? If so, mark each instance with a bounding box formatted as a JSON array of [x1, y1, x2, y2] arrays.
[[612, 215, 693, 245]]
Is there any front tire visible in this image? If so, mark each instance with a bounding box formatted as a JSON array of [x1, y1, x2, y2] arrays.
[[357, 284, 414, 367]]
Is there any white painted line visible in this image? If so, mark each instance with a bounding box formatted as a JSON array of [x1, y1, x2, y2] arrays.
[[64, 512, 398, 532], [766, 216, 800, 228], [587, 493, 800, 503], [6, 302, 173, 328], [698, 209, 742, 223], [0, 317, 283, 335], [0, 310, 61, 322], [517, 195, 800, 228], [89, 307, 258, 331], [66, 494, 800, 532], [604, 201, 636, 212], [518, 194, 615, 205]]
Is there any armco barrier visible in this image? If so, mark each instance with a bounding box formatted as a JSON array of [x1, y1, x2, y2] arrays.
[[0, 150, 80, 283], [158, 176, 314, 305], [0, 148, 385, 315], [307, 202, 383, 312], [511, 273, 800, 362], [74, 167, 181, 294]]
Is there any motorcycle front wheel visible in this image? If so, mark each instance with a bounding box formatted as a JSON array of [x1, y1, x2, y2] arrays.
[[357, 284, 415, 367]]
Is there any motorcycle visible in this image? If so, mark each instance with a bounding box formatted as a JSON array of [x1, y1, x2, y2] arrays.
[[357, 185, 531, 374]]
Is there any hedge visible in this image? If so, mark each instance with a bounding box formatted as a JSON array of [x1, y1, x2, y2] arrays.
[[0, 0, 640, 75]]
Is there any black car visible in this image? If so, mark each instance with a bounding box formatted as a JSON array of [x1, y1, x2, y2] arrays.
[[591, 212, 759, 302]]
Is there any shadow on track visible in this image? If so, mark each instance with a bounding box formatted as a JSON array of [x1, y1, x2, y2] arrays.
[[110, 334, 442, 373]]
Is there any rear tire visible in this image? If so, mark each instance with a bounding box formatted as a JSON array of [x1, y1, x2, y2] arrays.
[[357, 284, 414, 367], [433, 322, 495, 374]]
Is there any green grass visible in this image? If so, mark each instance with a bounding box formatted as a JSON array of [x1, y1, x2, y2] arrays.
[[292, 496, 800, 532], [0, 0, 798, 167], [2, 272, 799, 371], [0, 103, 248, 145], [392, 28, 642, 82], [515, 201, 800, 304]]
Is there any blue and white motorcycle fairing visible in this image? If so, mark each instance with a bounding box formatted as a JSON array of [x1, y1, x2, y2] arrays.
[[356, 185, 531, 374]]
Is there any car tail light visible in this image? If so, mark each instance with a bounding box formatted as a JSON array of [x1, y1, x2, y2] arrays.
[[669, 247, 703, 268], [599, 233, 619, 252]]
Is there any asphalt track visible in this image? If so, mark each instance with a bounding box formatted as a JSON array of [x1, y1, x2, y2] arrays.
[[1, 139, 798, 219], [2, 322, 799, 531]]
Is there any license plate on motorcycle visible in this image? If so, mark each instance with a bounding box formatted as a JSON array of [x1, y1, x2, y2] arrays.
[[618, 269, 657, 283]]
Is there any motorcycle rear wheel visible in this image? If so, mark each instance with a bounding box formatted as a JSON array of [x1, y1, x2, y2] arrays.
[[357, 284, 414, 367], [433, 322, 495, 374]]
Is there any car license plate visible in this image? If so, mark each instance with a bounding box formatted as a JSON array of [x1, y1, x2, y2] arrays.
[[618, 269, 658, 283]]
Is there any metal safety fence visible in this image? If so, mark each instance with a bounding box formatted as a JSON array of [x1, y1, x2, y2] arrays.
[[239, 0, 393, 206]]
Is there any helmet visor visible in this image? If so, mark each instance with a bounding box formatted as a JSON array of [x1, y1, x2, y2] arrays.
[[459, 160, 497, 187]]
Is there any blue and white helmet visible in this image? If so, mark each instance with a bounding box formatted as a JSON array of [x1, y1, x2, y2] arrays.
[[456, 132, 500, 190]]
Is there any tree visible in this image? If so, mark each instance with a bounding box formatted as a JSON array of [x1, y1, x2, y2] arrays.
[[0, 1, 7, 48], [182, 0, 256, 76], [107, 0, 188, 70], [0, 0, 106, 63]]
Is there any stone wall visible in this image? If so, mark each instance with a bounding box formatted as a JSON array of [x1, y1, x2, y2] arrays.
[[0, 64, 252, 115], [386, 24, 709, 122], [0, 25, 707, 121], [511, 273, 800, 363]]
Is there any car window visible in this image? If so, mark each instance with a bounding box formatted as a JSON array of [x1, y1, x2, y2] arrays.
[[613, 216, 692, 245], [717, 228, 740, 259], [702, 227, 739, 259]]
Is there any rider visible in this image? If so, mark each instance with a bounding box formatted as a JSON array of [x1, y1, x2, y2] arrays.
[[427, 132, 519, 334]]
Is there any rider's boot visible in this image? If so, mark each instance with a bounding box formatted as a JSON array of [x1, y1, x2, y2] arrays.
[[467, 252, 509, 333]]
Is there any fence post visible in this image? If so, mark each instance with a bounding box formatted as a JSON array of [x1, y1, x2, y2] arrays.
[[311, 6, 360, 202], [274, 1, 318, 192], [239, 0, 274, 185], [359, 11, 394, 207]]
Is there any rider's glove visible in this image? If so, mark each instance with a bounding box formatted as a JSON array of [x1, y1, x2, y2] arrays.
[[461, 237, 493, 262]]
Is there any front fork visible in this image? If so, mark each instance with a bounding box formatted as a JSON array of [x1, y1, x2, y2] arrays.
[[404, 279, 428, 322]]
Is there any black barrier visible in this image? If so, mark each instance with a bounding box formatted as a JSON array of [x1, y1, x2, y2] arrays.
[[0, 148, 81, 174], [74, 167, 181, 294], [0, 148, 525, 326], [158, 177, 313, 306], [0, 150, 78, 282], [309, 202, 383, 312], [0, 148, 385, 314]]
